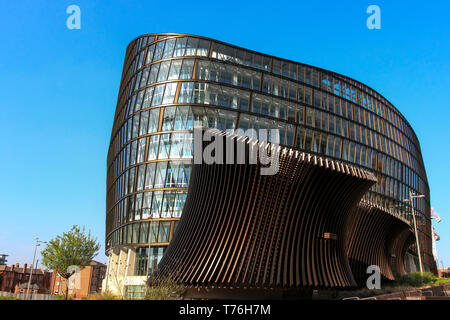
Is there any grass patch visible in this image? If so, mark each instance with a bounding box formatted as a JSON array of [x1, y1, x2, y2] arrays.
[[395, 272, 450, 287], [86, 291, 118, 300], [144, 275, 185, 300], [0, 296, 20, 300], [54, 295, 73, 300]]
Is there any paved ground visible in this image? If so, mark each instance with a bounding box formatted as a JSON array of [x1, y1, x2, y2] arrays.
[[342, 283, 450, 300]]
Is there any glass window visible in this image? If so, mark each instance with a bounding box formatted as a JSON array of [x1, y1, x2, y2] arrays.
[[134, 196, 142, 221], [349, 142, 355, 162], [132, 114, 140, 138], [196, 60, 261, 90], [327, 135, 334, 156], [342, 139, 349, 160], [142, 87, 154, 109], [167, 60, 181, 80], [144, 163, 156, 190], [158, 134, 171, 159], [134, 72, 142, 92], [162, 83, 177, 105], [212, 43, 269, 70], [162, 38, 175, 58], [130, 140, 137, 165], [140, 67, 149, 89], [152, 84, 165, 106], [165, 162, 179, 188], [148, 63, 160, 84], [128, 168, 136, 194], [134, 247, 149, 276], [159, 221, 171, 242], [174, 106, 193, 130], [149, 221, 159, 242], [272, 60, 281, 75], [197, 39, 210, 56], [148, 135, 160, 160], [173, 37, 187, 57], [178, 82, 194, 103], [297, 66, 304, 83], [287, 105, 296, 123], [148, 108, 160, 133], [157, 61, 170, 82], [179, 59, 194, 79], [334, 137, 341, 158], [137, 138, 146, 163], [153, 41, 165, 61], [305, 87, 311, 105], [151, 192, 163, 218], [169, 133, 192, 158], [173, 191, 187, 217], [286, 124, 294, 146], [142, 192, 152, 219], [161, 192, 175, 218], [312, 131, 320, 152], [127, 224, 132, 244], [191, 82, 249, 110], [305, 129, 313, 151], [139, 111, 149, 135], [315, 109, 321, 129], [306, 108, 313, 127], [185, 37, 199, 56], [145, 44, 155, 64], [148, 246, 166, 274], [178, 162, 191, 187], [162, 106, 176, 131], [264, 97, 273, 116], [128, 96, 136, 117]]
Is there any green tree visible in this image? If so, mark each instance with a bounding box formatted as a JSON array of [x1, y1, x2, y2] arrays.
[[41, 225, 100, 300]]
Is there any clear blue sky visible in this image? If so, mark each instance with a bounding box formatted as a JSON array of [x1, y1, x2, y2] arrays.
[[1, 1, 449, 269]]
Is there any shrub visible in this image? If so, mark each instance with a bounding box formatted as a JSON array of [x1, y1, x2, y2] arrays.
[[396, 272, 438, 287], [144, 275, 185, 300], [54, 294, 72, 300], [435, 277, 450, 285], [0, 296, 19, 300], [86, 292, 118, 300]]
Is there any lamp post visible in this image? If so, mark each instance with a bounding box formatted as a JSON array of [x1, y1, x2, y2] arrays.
[[105, 240, 112, 293], [26, 237, 46, 300], [404, 192, 425, 274]]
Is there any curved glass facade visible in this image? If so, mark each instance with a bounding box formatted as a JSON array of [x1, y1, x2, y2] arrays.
[[106, 33, 433, 274]]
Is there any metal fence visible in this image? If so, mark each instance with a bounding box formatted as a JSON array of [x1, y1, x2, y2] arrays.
[[0, 291, 55, 300]]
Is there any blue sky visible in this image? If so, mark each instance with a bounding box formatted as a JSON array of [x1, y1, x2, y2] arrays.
[[0, 1, 449, 268]]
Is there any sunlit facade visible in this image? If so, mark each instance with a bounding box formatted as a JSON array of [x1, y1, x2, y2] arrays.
[[103, 33, 434, 296]]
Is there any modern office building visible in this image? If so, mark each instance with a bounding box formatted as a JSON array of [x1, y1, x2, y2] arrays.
[[104, 33, 435, 297]]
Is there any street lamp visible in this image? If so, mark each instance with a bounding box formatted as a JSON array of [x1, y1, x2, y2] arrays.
[[105, 240, 112, 293], [26, 237, 47, 300], [404, 192, 425, 274]]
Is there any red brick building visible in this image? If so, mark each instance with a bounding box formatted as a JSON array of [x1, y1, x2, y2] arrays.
[[0, 263, 52, 293], [439, 267, 450, 278], [50, 261, 106, 299], [14, 282, 45, 294]]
